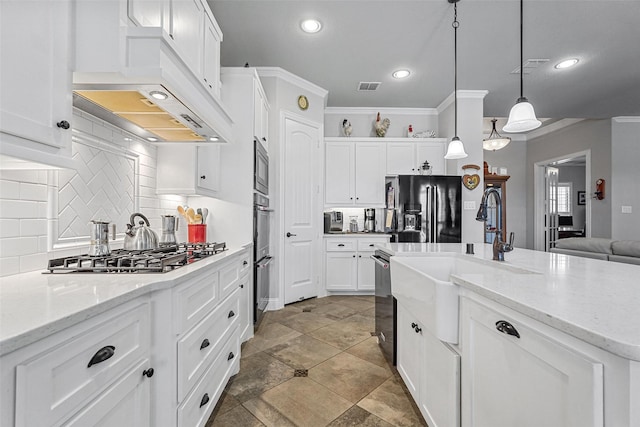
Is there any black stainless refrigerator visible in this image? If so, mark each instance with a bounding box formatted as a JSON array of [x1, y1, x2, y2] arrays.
[[385, 175, 462, 243]]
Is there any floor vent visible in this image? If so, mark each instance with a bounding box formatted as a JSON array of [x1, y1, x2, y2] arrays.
[[294, 369, 308, 377], [511, 58, 550, 74], [357, 81, 381, 91]]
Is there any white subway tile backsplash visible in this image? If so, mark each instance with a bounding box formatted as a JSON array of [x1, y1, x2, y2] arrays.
[[0, 257, 20, 277], [19, 252, 48, 273], [0, 200, 42, 219], [20, 219, 47, 237], [19, 183, 48, 201], [139, 164, 156, 178], [0, 236, 39, 256], [73, 114, 94, 134], [0, 219, 20, 238], [0, 170, 44, 185], [92, 123, 113, 142], [1, 180, 20, 199], [139, 175, 156, 188]]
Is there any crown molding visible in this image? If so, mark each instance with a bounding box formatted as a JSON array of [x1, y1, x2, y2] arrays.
[[526, 118, 584, 141], [436, 90, 489, 114], [324, 107, 438, 116], [256, 67, 328, 99], [612, 116, 640, 123]]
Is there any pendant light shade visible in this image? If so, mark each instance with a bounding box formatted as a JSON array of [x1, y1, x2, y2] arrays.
[[444, 0, 468, 160], [483, 118, 511, 150], [503, 0, 541, 133]]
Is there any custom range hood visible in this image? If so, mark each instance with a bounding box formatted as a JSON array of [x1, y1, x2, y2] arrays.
[[72, 3, 233, 143]]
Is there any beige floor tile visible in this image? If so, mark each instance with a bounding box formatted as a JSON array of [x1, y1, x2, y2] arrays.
[[205, 404, 265, 427], [327, 405, 394, 427], [264, 334, 341, 369], [309, 302, 360, 320], [262, 307, 300, 324], [277, 311, 337, 334], [242, 396, 298, 427], [227, 352, 295, 403], [331, 298, 375, 313], [361, 307, 376, 318], [344, 312, 375, 329], [308, 352, 392, 403], [210, 391, 241, 416], [352, 295, 375, 303], [357, 377, 427, 427], [308, 319, 373, 350], [259, 377, 352, 427], [345, 337, 392, 370], [242, 322, 302, 357]]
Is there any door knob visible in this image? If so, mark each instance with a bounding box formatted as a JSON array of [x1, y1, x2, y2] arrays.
[[286, 232, 297, 238]]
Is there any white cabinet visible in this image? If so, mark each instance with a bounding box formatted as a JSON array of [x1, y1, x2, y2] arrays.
[[253, 84, 269, 149], [386, 140, 446, 175], [460, 294, 604, 427], [157, 145, 220, 196], [0, 0, 74, 167], [325, 139, 385, 207], [202, 11, 222, 98], [170, 0, 205, 78], [0, 299, 152, 427], [324, 237, 388, 292], [238, 252, 254, 342], [396, 300, 460, 427]]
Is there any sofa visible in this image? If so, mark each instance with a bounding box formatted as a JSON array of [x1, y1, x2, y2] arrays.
[[550, 238, 640, 265]]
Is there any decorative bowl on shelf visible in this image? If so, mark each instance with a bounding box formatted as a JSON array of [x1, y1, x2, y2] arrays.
[[413, 130, 437, 138]]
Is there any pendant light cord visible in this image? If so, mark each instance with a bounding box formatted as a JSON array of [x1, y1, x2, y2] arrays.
[[519, 0, 524, 99], [453, 2, 459, 137]]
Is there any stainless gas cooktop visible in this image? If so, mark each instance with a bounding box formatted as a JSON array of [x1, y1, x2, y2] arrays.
[[45, 242, 227, 274]]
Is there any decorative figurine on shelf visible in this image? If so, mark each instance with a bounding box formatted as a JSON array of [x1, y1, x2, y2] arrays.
[[342, 119, 352, 137], [419, 160, 432, 175], [407, 124, 414, 138], [374, 112, 390, 137]]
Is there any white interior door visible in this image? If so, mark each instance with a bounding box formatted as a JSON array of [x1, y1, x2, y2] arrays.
[[546, 166, 559, 251], [283, 117, 320, 304]]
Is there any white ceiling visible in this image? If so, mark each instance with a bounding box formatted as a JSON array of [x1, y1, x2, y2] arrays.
[[209, 0, 640, 123]]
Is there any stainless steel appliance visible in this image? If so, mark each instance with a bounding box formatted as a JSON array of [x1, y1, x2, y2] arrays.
[[372, 249, 395, 365], [254, 193, 272, 327], [254, 138, 269, 195], [323, 211, 343, 233], [385, 175, 462, 243], [88, 220, 115, 257], [124, 213, 159, 250], [159, 215, 178, 245], [364, 208, 376, 232], [46, 242, 227, 273]]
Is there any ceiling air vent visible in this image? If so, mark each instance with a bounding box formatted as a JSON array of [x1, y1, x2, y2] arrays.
[[511, 58, 550, 75], [357, 82, 381, 91]]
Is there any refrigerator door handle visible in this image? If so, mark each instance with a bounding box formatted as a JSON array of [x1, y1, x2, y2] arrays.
[[426, 185, 431, 243], [433, 189, 438, 243]]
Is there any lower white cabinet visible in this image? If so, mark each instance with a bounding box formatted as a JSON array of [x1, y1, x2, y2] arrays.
[[460, 294, 604, 427], [396, 301, 460, 427], [325, 237, 389, 292]]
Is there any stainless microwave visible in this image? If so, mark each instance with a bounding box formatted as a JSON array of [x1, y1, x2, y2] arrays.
[[254, 138, 269, 195]]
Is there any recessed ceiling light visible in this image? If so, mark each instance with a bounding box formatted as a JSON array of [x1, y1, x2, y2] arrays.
[[149, 90, 168, 100], [392, 69, 411, 79], [300, 19, 322, 34], [209, 136, 219, 142], [147, 137, 158, 142], [555, 58, 579, 69]]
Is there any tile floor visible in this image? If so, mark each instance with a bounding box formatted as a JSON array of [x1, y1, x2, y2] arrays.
[[206, 295, 427, 427]]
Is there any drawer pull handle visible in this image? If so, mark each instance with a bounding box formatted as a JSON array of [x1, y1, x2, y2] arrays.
[[338, 244, 345, 247], [243, 260, 248, 266], [227, 352, 235, 361], [369, 244, 374, 247], [200, 393, 210, 408], [200, 339, 210, 350], [142, 368, 154, 378], [228, 310, 235, 318], [495, 320, 520, 339], [87, 345, 115, 368], [411, 322, 422, 333]]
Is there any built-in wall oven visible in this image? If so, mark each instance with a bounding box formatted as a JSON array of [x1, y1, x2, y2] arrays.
[[373, 249, 396, 365], [254, 138, 269, 195], [253, 189, 272, 328]]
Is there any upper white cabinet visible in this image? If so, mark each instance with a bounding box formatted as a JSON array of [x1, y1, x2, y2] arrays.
[[0, 0, 74, 168], [386, 140, 447, 175], [203, 12, 222, 98], [253, 84, 269, 150], [157, 145, 220, 196], [460, 294, 604, 427], [171, 0, 205, 78], [325, 139, 385, 207]]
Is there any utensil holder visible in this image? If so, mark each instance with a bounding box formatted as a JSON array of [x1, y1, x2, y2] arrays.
[[188, 224, 207, 243]]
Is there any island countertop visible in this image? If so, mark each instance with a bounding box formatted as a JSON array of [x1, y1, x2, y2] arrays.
[[378, 242, 640, 361], [0, 245, 249, 356]]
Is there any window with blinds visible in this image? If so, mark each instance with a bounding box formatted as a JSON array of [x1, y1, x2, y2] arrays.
[[557, 182, 573, 215]]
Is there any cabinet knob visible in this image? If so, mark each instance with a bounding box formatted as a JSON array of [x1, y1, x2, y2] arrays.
[[353, 254, 356, 258], [350, 197, 353, 200], [240, 284, 244, 288], [356, 197, 359, 200], [200, 175, 206, 180], [495, 320, 520, 338], [142, 368, 154, 378], [262, 137, 267, 142], [358, 255, 362, 258], [228, 310, 235, 318], [200, 393, 210, 408], [200, 339, 210, 350], [56, 120, 70, 130], [204, 78, 208, 82], [87, 345, 115, 368]]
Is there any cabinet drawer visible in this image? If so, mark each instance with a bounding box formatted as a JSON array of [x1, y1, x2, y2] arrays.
[[326, 240, 355, 252], [178, 330, 240, 427], [175, 269, 219, 334], [239, 252, 251, 277], [15, 303, 150, 427], [177, 288, 240, 401], [219, 259, 241, 301], [357, 239, 386, 251]]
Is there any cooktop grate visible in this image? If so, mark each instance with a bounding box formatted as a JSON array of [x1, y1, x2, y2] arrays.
[[45, 242, 227, 274]]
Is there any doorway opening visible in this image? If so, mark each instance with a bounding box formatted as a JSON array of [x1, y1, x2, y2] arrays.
[[533, 150, 591, 252]]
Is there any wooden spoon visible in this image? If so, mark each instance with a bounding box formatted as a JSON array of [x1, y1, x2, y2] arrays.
[[186, 207, 196, 224]]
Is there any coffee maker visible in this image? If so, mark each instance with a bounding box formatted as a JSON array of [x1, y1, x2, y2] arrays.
[[364, 209, 375, 232]]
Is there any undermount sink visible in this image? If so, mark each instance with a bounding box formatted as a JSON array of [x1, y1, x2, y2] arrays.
[[390, 255, 537, 344]]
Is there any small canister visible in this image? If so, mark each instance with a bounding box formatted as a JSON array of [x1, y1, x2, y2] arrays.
[[89, 220, 112, 256], [160, 215, 178, 245]]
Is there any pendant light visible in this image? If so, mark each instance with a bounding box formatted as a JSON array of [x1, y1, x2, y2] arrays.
[[483, 118, 511, 150], [444, 0, 468, 160], [503, 0, 541, 133]]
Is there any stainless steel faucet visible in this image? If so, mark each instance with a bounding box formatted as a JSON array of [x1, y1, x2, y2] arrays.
[[476, 187, 515, 261]]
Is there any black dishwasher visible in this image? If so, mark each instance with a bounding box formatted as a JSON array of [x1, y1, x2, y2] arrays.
[[372, 249, 396, 366]]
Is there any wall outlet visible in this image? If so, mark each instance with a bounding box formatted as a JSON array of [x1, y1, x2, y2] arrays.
[[621, 205, 632, 214], [463, 201, 476, 210]]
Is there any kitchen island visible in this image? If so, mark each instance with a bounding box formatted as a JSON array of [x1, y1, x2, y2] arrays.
[[380, 243, 640, 427]]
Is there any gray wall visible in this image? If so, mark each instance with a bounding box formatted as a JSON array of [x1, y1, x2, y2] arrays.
[[557, 165, 586, 230], [527, 119, 612, 247], [611, 118, 640, 241], [484, 140, 527, 248]]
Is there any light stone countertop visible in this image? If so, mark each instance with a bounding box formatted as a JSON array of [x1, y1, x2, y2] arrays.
[[378, 242, 640, 361], [324, 232, 391, 238], [0, 246, 249, 356]]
